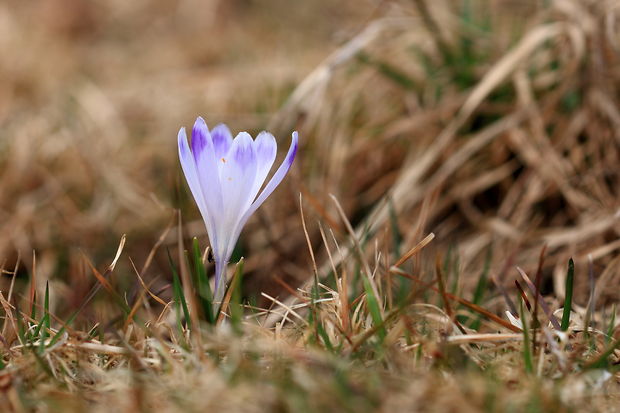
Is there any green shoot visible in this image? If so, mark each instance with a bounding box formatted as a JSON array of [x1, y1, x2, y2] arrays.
[[520, 300, 533, 374], [561, 258, 574, 331], [168, 249, 191, 337]]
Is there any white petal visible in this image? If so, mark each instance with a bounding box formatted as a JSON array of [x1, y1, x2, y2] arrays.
[[216, 132, 258, 260], [192, 118, 223, 210], [191, 119, 225, 247], [224, 131, 298, 259], [248, 131, 277, 202], [178, 127, 216, 242], [244, 131, 298, 220]]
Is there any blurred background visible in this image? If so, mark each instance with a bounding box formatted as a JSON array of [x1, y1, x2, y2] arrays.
[[1, 0, 619, 324]]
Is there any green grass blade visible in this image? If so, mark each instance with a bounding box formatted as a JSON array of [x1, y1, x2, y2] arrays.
[[168, 249, 191, 332], [472, 247, 492, 305], [561, 258, 575, 331], [520, 300, 533, 374], [606, 303, 616, 345], [15, 303, 28, 348], [584, 339, 620, 370], [39, 282, 50, 353], [363, 277, 386, 341], [469, 247, 492, 330], [13, 303, 56, 380], [29, 290, 37, 340], [192, 238, 214, 324], [316, 321, 335, 353], [229, 259, 244, 332], [47, 313, 76, 348]]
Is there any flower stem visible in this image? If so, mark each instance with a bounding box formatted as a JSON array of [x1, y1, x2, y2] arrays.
[[213, 260, 227, 310]]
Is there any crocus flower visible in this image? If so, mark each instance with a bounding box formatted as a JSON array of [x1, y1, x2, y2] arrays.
[[178, 117, 298, 303]]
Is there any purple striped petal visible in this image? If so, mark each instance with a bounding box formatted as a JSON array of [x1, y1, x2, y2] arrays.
[[211, 124, 233, 159], [191, 117, 211, 162], [178, 127, 217, 242], [178, 128, 202, 211], [190, 118, 225, 248], [231, 132, 256, 169]]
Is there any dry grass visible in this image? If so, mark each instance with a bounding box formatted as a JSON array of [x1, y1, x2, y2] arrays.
[[1, 0, 620, 411]]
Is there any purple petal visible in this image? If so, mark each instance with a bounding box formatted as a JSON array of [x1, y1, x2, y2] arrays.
[[191, 117, 211, 162], [190, 117, 226, 251], [192, 122, 224, 215], [178, 127, 204, 212], [243, 131, 298, 220], [224, 131, 297, 270], [178, 127, 216, 240], [229, 132, 256, 169], [211, 124, 233, 159]]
